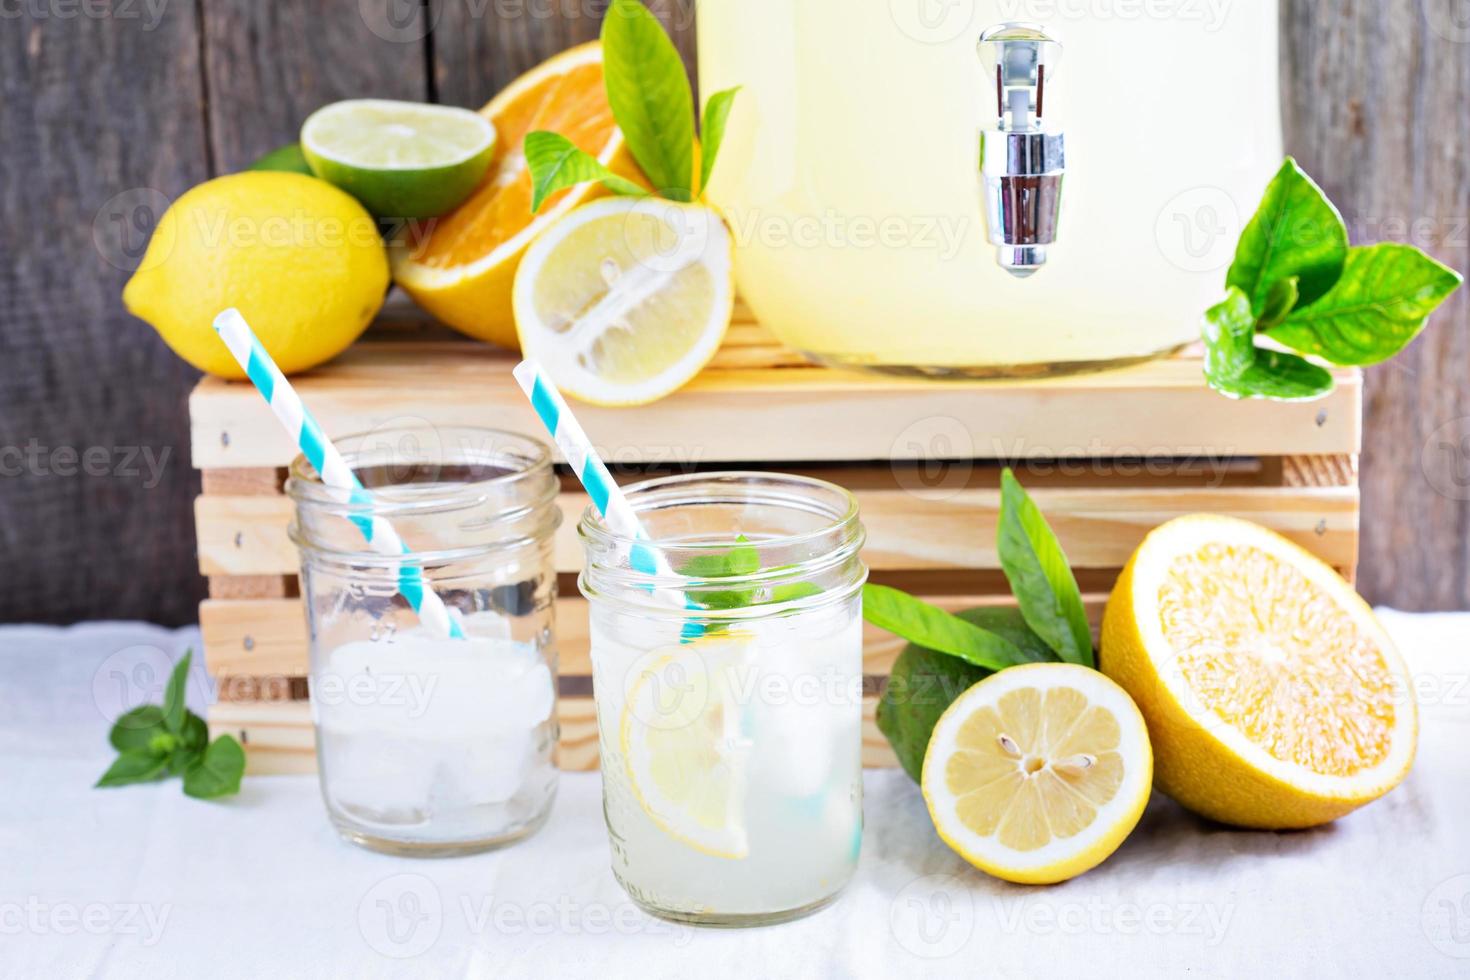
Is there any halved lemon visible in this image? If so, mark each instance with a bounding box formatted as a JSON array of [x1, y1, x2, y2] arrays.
[[512, 197, 734, 406], [1101, 515, 1416, 829], [391, 42, 639, 349], [619, 638, 752, 859], [922, 663, 1153, 885]]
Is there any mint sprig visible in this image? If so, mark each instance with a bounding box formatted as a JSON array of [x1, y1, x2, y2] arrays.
[[863, 468, 1088, 672], [870, 470, 1094, 782], [95, 650, 245, 800], [1201, 157, 1462, 400], [998, 469, 1094, 668], [526, 0, 740, 211]]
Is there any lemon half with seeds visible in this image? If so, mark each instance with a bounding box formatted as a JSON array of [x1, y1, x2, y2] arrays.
[[1101, 515, 1416, 829], [513, 197, 734, 406], [922, 663, 1153, 885]]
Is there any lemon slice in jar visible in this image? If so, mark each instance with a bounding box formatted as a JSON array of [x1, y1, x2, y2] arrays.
[[619, 636, 753, 859]]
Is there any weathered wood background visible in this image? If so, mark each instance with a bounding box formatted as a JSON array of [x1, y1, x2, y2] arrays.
[[1, 1, 1466, 624]]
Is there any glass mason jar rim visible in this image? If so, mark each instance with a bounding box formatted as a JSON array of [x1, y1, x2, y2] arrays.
[[286, 425, 559, 566], [578, 471, 866, 613], [287, 425, 553, 512]]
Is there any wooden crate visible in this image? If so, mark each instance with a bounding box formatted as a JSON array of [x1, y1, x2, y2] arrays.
[[192, 305, 1362, 775]]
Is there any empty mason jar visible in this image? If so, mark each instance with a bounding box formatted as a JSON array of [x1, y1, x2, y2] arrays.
[[287, 426, 561, 856]]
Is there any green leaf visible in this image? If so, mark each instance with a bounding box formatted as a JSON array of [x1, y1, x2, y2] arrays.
[[1202, 287, 1336, 401], [168, 713, 211, 775], [524, 131, 648, 213], [162, 650, 191, 734], [770, 581, 822, 603], [862, 584, 1032, 672], [1257, 276, 1300, 330], [183, 736, 246, 800], [1225, 350, 1336, 401], [1226, 158, 1348, 316], [681, 536, 761, 614], [1203, 286, 1262, 382], [997, 470, 1094, 667], [96, 750, 169, 788], [1267, 243, 1464, 366], [698, 87, 740, 196], [247, 142, 312, 175], [180, 711, 209, 749], [109, 705, 167, 752], [876, 607, 1055, 782], [680, 536, 760, 579], [601, 0, 695, 201]]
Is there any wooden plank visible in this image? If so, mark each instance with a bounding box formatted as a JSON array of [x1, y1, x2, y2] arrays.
[[1281, 2, 1470, 609], [0, 6, 210, 625], [208, 575, 293, 600], [200, 592, 1113, 686], [210, 694, 894, 776], [431, 0, 697, 109], [189, 341, 1362, 469], [194, 483, 1361, 576], [200, 468, 285, 496], [199, 0, 429, 172]]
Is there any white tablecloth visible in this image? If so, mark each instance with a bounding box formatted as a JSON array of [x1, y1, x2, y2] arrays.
[[3, 613, 1469, 979]]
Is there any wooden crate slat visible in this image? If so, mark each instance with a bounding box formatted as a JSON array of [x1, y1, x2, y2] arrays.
[[201, 593, 1109, 686], [196, 482, 1359, 577], [208, 696, 897, 775], [189, 343, 1360, 469]]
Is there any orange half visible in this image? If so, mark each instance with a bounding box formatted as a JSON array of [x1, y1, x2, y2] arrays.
[[392, 42, 640, 349]]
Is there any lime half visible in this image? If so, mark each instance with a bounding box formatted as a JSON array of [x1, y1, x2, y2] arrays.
[[301, 99, 497, 219]]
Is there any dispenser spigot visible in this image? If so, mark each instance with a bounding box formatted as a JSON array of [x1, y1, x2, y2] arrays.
[[977, 23, 1066, 278]]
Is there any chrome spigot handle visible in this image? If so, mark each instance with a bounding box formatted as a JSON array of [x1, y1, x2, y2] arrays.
[[977, 23, 1066, 278]]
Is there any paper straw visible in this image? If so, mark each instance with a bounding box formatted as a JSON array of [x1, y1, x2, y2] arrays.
[[512, 360, 703, 637], [213, 309, 463, 640]]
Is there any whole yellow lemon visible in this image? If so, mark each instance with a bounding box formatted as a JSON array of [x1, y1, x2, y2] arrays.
[[123, 172, 388, 378]]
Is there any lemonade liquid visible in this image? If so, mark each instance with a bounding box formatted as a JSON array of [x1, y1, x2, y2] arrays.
[[590, 600, 864, 923], [697, 0, 1283, 375]]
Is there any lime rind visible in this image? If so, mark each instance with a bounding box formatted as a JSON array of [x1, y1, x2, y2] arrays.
[[301, 99, 498, 219]]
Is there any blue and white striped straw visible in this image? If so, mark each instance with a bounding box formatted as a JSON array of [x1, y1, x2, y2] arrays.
[[512, 360, 703, 636], [213, 309, 463, 640]]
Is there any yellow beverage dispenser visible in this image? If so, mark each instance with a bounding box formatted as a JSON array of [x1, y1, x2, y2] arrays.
[[697, 1, 1282, 378]]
